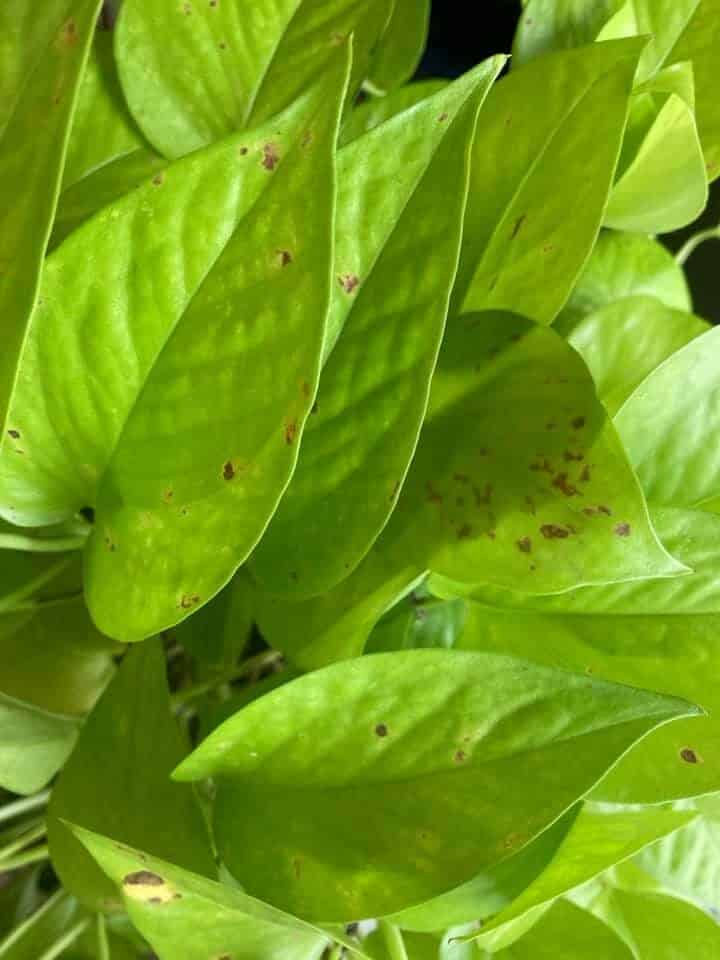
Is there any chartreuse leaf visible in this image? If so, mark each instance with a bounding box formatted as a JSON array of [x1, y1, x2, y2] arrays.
[[584, 881, 720, 958], [249, 60, 505, 598], [116, 0, 391, 159], [513, 0, 626, 65], [615, 325, 720, 509], [52, 34, 164, 247], [174, 648, 696, 920], [0, 49, 350, 641], [0, 0, 101, 436], [341, 80, 447, 144], [556, 230, 691, 329], [560, 296, 708, 416], [467, 802, 695, 951], [486, 899, 633, 960], [0, 890, 81, 959], [454, 39, 643, 324], [71, 827, 341, 960], [0, 551, 72, 612], [388, 810, 575, 933], [253, 311, 685, 668], [0, 596, 117, 715], [365, 586, 467, 654], [604, 63, 707, 233], [442, 506, 720, 803], [366, 0, 431, 92], [0, 693, 78, 795], [47, 642, 215, 911]]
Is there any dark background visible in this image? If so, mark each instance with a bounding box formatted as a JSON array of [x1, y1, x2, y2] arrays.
[[420, 0, 719, 323]]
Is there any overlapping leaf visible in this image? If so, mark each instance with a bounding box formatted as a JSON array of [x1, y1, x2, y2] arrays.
[[0, 693, 78, 796], [249, 60, 504, 598], [116, 0, 391, 158], [175, 648, 695, 920], [0, 50, 350, 641], [366, 0, 431, 92]]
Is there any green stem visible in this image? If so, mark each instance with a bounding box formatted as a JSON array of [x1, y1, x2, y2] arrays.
[[0, 819, 46, 862], [0, 533, 86, 553], [2, 591, 84, 614], [328, 942, 344, 960], [379, 921, 409, 960], [0, 789, 50, 826], [37, 918, 92, 960], [0, 891, 67, 953], [171, 648, 284, 708], [676, 224, 720, 265], [96, 914, 110, 960], [0, 843, 50, 870]]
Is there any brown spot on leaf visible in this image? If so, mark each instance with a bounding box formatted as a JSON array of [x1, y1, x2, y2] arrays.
[[511, 214, 526, 239], [239, 146, 248, 156], [454, 472, 470, 485], [124, 871, 163, 887], [530, 458, 553, 474], [375, 723, 388, 737], [262, 143, 280, 171], [152, 172, 165, 186], [525, 495, 536, 515], [183, 2, 192, 13], [338, 273, 360, 294], [598, 504, 612, 515], [426, 482, 443, 504], [277, 249, 292, 266], [301, 129, 314, 148], [179, 594, 200, 609], [580, 464, 591, 482], [438, 112, 449, 122], [680, 747, 701, 764], [222, 461, 235, 481], [454, 750, 467, 763], [563, 450, 583, 462], [474, 483, 493, 506], [285, 420, 298, 445], [516, 536, 532, 554], [219, 40, 227, 49], [478, 447, 490, 457], [60, 18, 78, 45], [571, 416, 586, 430], [540, 524, 570, 539], [457, 523, 473, 540], [614, 522, 631, 537], [301, 380, 311, 398], [552, 472, 578, 497], [7, 429, 19, 439]]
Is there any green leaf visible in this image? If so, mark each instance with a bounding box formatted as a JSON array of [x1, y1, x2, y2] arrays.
[[454, 39, 644, 324], [47, 641, 215, 911], [0, 693, 78, 796], [471, 802, 695, 951], [615, 325, 720, 509], [561, 296, 708, 416], [366, 0, 431, 92], [488, 899, 634, 960], [604, 65, 707, 233], [52, 33, 164, 247], [556, 230, 692, 330], [174, 648, 696, 920], [0, 891, 80, 960], [116, 0, 391, 158], [365, 588, 467, 654], [248, 60, 504, 598], [512, 0, 626, 65], [71, 826, 335, 960], [0, 596, 117, 716], [341, 80, 447, 144], [0, 0, 102, 435], [253, 311, 685, 669], [0, 49, 350, 641]]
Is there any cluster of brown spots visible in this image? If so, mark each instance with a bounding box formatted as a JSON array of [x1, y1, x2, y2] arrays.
[[614, 522, 631, 537], [454, 750, 467, 763], [285, 420, 298, 445], [438, 112, 449, 123], [583, 504, 611, 517], [7, 429, 19, 439], [474, 483, 493, 506], [152, 172, 165, 187], [552, 473, 578, 497], [426, 482, 443, 504], [179, 594, 200, 609], [563, 450, 583, 462], [540, 523, 571, 540], [375, 723, 389, 737], [338, 273, 360, 294], [222, 461, 236, 481], [262, 143, 279, 171], [680, 747, 701, 764], [571, 415, 586, 430], [511, 214, 526, 239], [123, 871, 180, 905], [277, 249, 293, 266], [516, 536, 532, 554], [457, 523, 473, 540]]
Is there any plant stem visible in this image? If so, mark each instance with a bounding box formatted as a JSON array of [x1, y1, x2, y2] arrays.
[[379, 921, 409, 960], [328, 942, 344, 960], [676, 224, 720, 265], [0, 533, 86, 553], [96, 913, 110, 960], [37, 918, 92, 960], [0, 789, 50, 827], [0, 890, 67, 952], [0, 843, 50, 870], [0, 820, 47, 863], [171, 648, 284, 708]]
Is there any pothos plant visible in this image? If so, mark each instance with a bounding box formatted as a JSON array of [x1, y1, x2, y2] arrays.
[[1, 0, 720, 956]]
